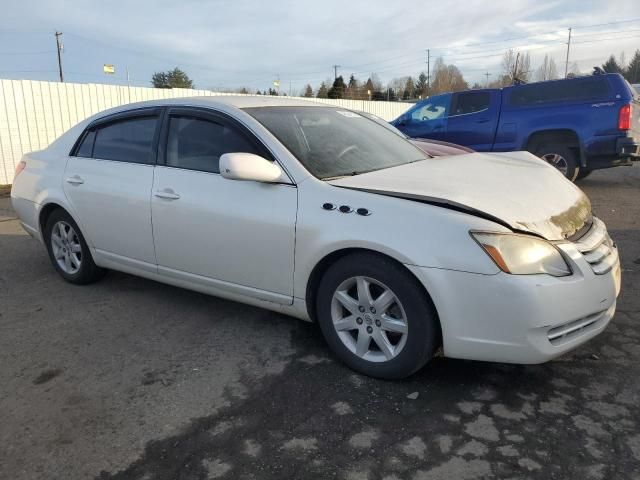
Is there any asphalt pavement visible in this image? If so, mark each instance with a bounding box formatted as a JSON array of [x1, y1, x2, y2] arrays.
[[1, 164, 639, 480]]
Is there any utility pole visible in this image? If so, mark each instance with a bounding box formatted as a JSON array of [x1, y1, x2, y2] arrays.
[[426, 49, 430, 95], [333, 65, 340, 80], [484, 71, 491, 87], [564, 27, 572, 78], [54, 31, 64, 82], [513, 52, 520, 82]]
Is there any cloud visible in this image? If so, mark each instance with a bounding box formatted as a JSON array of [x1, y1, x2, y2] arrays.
[[1, 0, 639, 89]]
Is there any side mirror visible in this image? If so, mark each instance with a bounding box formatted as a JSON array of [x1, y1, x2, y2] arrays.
[[220, 153, 283, 183]]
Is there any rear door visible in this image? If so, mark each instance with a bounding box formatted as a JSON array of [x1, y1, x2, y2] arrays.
[[444, 91, 500, 150], [63, 109, 160, 270]]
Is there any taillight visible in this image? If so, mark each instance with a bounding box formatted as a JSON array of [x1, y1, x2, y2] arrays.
[[14, 160, 26, 179], [618, 103, 632, 130]]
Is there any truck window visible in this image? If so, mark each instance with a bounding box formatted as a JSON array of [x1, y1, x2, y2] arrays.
[[452, 92, 490, 115], [410, 94, 451, 121], [509, 77, 610, 106]]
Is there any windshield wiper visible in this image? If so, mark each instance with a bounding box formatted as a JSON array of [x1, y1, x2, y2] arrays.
[[322, 171, 360, 181]]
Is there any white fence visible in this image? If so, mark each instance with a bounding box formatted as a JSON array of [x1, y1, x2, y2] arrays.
[[0, 79, 412, 185]]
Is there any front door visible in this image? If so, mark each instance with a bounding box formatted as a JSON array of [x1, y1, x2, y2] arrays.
[[397, 93, 451, 140], [151, 108, 297, 304]]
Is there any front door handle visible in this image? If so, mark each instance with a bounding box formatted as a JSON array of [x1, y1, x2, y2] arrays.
[[476, 117, 491, 124], [65, 175, 84, 185], [154, 189, 180, 200]]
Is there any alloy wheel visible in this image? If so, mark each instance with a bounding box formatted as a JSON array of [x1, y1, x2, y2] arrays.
[[331, 276, 408, 362], [541, 153, 569, 175], [51, 221, 82, 274]]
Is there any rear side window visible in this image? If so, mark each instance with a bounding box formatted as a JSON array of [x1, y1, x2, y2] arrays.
[[509, 77, 611, 106], [166, 115, 260, 173], [452, 92, 490, 115], [92, 116, 158, 164], [75, 130, 96, 158]]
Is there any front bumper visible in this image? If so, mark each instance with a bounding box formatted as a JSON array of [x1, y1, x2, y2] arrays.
[[407, 239, 621, 364]]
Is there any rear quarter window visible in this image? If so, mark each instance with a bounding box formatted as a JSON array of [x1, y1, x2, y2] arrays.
[[509, 77, 611, 107]]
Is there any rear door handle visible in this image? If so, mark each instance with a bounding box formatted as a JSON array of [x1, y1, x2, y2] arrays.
[[65, 175, 84, 185], [476, 118, 491, 124], [154, 189, 180, 200]]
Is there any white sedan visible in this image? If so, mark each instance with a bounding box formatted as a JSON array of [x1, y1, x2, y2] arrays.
[[11, 96, 621, 379]]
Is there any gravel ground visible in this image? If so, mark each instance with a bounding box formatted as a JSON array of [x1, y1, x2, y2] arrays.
[[0, 165, 639, 480]]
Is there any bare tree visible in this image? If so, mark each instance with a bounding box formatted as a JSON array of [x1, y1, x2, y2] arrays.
[[535, 55, 558, 81], [502, 49, 531, 83], [431, 57, 468, 94]]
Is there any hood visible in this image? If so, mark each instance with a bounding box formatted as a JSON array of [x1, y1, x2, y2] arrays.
[[328, 151, 592, 241]]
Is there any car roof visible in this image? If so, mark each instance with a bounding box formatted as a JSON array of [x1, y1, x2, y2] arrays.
[[108, 95, 332, 111]]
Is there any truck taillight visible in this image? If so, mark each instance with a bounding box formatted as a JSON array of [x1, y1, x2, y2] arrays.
[[14, 160, 26, 179], [618, 103, 632, 130]]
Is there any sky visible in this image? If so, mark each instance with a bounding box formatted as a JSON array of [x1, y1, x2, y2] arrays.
[[1, 0, 639, 94]]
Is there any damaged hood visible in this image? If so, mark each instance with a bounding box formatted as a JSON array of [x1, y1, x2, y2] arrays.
[[328, 151, 592, 241]]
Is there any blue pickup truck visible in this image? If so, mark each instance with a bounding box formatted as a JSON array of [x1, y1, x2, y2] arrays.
[[391, 73, 640, 180]]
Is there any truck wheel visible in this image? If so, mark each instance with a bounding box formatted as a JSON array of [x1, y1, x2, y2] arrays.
[[576, 169, 593, 180], [534, 145, 580, 182]]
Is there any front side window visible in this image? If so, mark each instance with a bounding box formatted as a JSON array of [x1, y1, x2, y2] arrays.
[[165, 115, 260, 173], [246, 107, 428, 179], [93, 116, 157, 164], [452, 92, 490, 115], [409, 94, 451, 121]]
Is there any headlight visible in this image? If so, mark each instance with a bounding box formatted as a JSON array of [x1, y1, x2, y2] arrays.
[[471, 232, 571, 277]]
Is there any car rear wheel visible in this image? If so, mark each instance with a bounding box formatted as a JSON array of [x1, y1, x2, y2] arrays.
[[316, 252, 440, 379], [534, 144, 580, 181], [44, 209, 105, 284]]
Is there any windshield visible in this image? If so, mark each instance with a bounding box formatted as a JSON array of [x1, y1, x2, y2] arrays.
[[245, 107, 428, 179]]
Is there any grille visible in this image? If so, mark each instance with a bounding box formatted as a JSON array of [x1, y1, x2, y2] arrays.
[[574, 217, 618, 275], [547, 309, 607, 345]]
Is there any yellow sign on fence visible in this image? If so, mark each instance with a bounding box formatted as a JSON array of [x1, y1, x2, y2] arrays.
[[103, 64, 115, 74]]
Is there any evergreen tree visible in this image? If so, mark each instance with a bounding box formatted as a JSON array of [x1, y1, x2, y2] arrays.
[[151, 67, 194, 88], [602, 55, 623, 74], [316, 82, 329, 98], [347, 74, 359, 99], [415, 72, 428, 98], [403, 77, 415, 100], [303, 84, 313, 97], [364, 78, 375, 99], [256, 90, 262, 95], [328, 76, 346, 99], [624, 50, 640, 83]]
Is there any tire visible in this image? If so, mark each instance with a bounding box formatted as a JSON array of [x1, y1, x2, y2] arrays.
[[316, 252, 440, 379], [533, 144, 580, 182], [576, 168, 593, 180], [44, 209, 105, 284]]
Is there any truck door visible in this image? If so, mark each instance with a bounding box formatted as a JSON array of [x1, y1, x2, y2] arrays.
[[395, 93, 451, 140], [444, 91, 500, 151]]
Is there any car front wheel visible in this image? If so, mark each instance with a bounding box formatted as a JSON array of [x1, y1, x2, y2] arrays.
[[316, 252, 440, 379]]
